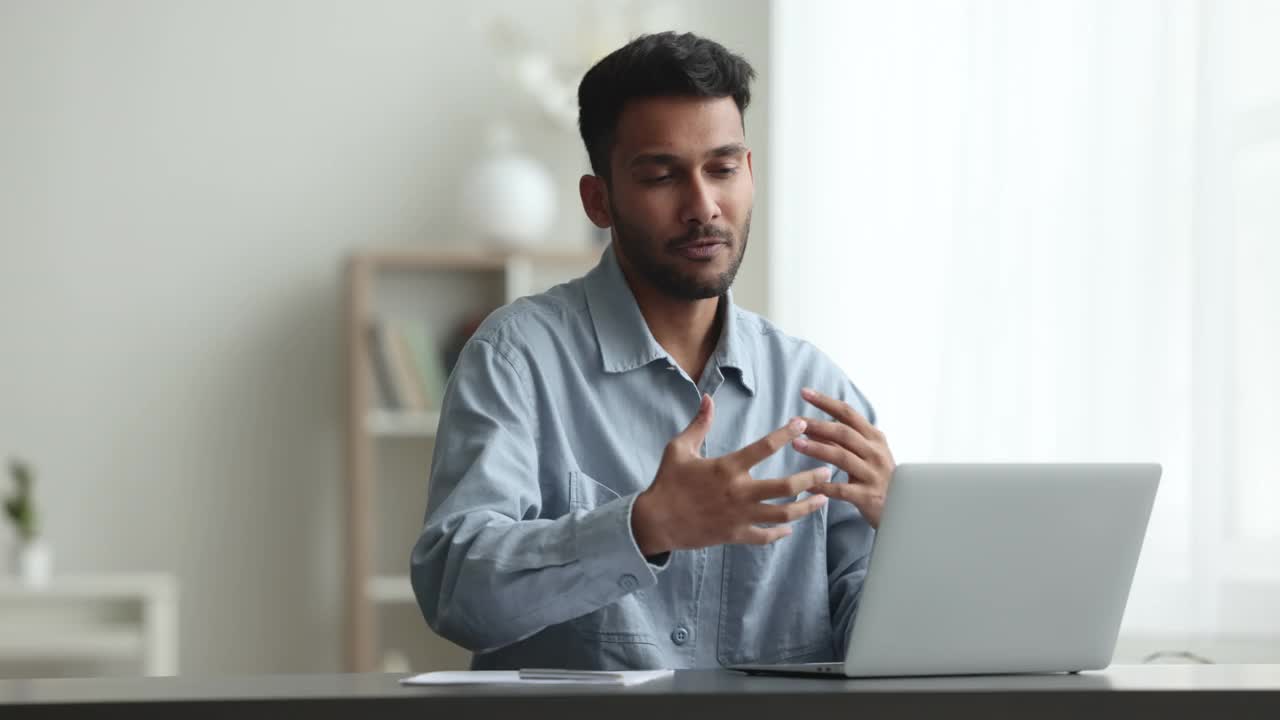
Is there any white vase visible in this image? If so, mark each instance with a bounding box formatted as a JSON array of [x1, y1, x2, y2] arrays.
[[460, 124, 557, 249], [13, 538, 53, 587]]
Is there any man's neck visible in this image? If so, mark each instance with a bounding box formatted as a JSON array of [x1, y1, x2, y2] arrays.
[[617, 263, 723, 383]]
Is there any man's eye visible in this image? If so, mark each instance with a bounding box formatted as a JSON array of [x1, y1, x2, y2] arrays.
[[711, 167, 739, 177], [643, 175, 673, 185]]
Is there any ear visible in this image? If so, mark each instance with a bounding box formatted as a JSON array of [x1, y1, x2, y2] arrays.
[[579, 174, 613, 229]]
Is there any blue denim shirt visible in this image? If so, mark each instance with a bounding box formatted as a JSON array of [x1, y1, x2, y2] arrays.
[[410, 244, 876, 670]]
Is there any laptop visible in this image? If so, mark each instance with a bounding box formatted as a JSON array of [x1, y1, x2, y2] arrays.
[[733, 462, 1160, 677]]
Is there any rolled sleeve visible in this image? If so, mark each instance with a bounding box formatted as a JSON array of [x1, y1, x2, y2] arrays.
[[409, 336, 663, 654]]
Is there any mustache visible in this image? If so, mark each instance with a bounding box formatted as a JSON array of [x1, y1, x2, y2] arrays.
[[667, 225, 734, 250]]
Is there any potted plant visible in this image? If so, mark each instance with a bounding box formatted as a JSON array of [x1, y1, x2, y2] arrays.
[[5, 459, 52, 585]]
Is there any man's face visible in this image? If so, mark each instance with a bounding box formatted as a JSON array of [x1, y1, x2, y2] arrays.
[[605, 96, 754, 300]]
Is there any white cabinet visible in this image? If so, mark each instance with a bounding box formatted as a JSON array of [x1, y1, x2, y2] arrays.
[[0, 573, 178, 678]]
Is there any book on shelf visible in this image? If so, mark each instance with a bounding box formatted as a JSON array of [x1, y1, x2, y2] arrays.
[[401, 322, 448, 410], [366, 319, 448, 413], [367, 323, 401, 411], [388, 329, 428, 410]]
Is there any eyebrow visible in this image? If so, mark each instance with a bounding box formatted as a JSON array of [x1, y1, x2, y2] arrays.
[[629, 143, 748, 169]]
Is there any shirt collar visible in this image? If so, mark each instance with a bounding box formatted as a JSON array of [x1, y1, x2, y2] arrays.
[[583, 243, 756, 395]]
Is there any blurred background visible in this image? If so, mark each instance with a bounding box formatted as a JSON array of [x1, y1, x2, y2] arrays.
[[0, 0, 1275, 678]]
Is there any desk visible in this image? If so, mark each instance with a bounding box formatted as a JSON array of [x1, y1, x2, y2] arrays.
[[1, 664, 1278, 719]]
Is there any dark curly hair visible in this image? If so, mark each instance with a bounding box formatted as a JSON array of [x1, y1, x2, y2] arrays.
[[577, 31, 756, 183]]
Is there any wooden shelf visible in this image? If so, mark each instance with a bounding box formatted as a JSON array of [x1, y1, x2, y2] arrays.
[[366, 574, 415, 604], [366, 410, 440, 438], [354, 246, 602, 272]]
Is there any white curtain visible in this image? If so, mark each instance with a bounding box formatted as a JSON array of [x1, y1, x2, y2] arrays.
[[772, 0, 1280, 638]]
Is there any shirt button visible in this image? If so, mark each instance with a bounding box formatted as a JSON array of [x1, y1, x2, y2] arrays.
[[618, 574, 639, 591], [671, 626, 690, 645]]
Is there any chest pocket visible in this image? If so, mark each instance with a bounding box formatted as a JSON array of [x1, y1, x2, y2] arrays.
[[568, 469, 623, 511], [716, 502, 835, 665]]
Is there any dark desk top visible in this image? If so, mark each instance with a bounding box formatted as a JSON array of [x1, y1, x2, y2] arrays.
[[3, 664, 1279, 719]]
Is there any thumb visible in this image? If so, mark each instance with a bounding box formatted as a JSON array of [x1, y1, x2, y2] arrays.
[[677, 393, 715, 452]]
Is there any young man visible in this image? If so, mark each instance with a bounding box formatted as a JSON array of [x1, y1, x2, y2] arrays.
[[411, 32, 896, 670]]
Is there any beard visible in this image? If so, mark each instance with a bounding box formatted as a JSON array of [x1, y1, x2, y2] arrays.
[[609, 200, 751, 301]]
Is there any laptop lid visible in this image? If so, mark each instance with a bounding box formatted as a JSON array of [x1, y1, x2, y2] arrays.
[[843, 463, 1160, 677]]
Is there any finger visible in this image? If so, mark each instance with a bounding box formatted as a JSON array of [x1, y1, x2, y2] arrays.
[[801, 387, 879, 438], [748, 494, 828, 525], [811, 480, 872, 506], [736, 524, 793, 545], [793, 435, 876, 483], [725, 417, 807, 471], [800, 418, 878, 459], [674, 393, 714, 453], [744, 466, 832, 502]]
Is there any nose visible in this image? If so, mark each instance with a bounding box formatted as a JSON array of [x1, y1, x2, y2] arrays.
[[679, 175, 720, 227]]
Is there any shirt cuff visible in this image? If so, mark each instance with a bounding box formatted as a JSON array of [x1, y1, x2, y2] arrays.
[[573, 492, 672, 597], [624, 492, 673, 573]]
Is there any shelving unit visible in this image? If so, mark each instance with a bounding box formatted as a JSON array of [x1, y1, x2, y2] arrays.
[[343, 245, 601, 673]]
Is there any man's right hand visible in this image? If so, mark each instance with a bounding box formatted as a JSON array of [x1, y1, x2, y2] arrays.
[[631, 393, 831, 556]]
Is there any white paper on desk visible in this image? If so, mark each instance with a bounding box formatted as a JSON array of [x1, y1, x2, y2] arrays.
[[400, 669, 673, 687]]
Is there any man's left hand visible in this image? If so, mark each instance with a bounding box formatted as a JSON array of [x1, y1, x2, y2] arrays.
[[791, 387, 896, 529]]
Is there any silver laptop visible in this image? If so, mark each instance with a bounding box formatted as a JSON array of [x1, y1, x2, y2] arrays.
[[733, 463, 1160, 677]]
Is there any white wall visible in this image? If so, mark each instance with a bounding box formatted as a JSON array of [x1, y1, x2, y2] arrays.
[[0, 0, 770, 674]]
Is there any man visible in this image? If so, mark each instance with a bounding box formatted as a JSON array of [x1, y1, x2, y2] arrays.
[[410, 31, 896, 670]]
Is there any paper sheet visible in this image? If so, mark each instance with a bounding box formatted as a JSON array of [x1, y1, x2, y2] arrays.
[[399, 669, 674, 687]]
